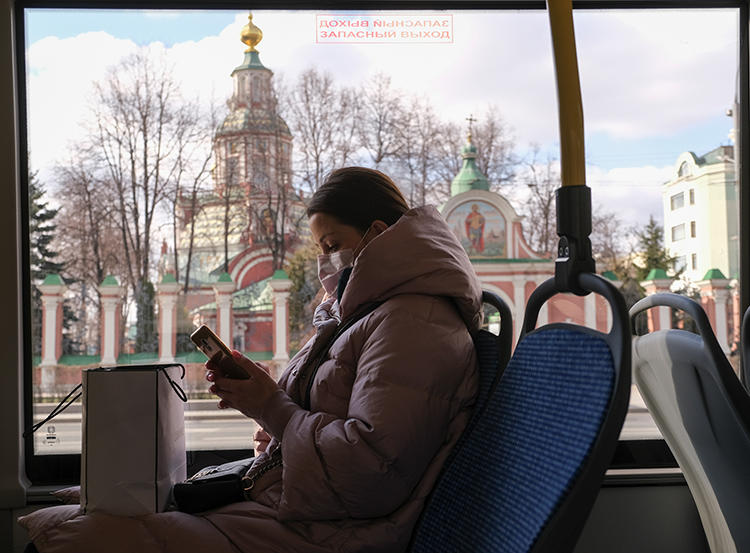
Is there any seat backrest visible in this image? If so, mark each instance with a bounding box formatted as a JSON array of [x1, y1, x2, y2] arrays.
[[410, 274, 630, 553], [631, 293, 750, 553], [473, 290, 513, 413]]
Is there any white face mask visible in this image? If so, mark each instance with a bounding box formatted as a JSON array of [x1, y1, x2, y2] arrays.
[[316, 226, 374, 296], [317, 249, 354, 296]]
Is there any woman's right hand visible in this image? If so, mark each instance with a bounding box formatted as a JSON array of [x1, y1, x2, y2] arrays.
[[254, 427, 271, 452]]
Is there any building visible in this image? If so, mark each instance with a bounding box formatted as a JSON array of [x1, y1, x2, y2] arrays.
[[441, 132, 617, 341], [662, 146, 739, 282], [170, 14, 301, 360]]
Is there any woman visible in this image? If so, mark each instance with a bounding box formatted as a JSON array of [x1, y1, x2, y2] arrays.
[[20, 167, 482, 553]]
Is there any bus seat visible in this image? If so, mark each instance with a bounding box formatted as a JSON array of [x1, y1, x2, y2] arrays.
[[473, 290, 513, 413], [410, 274, 630, 553], [433, 290, 512, 474], [630, 293, 750, 553]]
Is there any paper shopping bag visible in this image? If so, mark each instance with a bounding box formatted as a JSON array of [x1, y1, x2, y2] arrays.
[[81, 363, 187, 516]]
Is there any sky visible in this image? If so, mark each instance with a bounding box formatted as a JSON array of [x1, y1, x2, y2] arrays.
[[24, 7, 739, 230]]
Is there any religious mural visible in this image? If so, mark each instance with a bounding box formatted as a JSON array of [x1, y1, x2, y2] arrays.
[[446, 200, 507, 258]]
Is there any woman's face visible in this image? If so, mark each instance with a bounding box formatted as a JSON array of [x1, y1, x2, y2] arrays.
[[309, 213, 365, 255]]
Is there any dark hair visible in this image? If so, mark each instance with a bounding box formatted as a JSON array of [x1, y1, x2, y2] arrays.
[[306, 167, 410, 232]]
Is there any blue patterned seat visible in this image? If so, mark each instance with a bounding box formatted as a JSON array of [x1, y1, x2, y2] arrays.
[[410, 275, 630, 553]]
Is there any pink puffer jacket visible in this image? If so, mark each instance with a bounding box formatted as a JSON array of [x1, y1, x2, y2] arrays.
[[19, 205, 482, 553]]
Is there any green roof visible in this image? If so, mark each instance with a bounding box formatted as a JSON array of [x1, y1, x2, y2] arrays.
[[645, 268, 669, 281], [272, 269, 289, 280], [196, 277, 272, 313], [218, 272, 233, 283], [702, 268, 727, 280], [601, 270, 619, 281], [697, 145, 733, 166], [161, 273, 177, 284], [451, 136, 490, 196], [231, 50, 269, 74], [42, 274, 63, 285], [101, 275, 119, 286]]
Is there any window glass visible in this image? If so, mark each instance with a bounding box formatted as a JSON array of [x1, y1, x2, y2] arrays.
[[23, 7, 739, 463], [671, 191, 685, 210], [672, 223, 686, 241], [690, 220, 696, 238]]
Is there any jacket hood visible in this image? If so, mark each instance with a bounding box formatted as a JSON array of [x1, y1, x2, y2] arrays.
[[339, 205, 483, 332]]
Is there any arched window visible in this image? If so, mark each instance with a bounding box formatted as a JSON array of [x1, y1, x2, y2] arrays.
[[678, 161, 691, 177]]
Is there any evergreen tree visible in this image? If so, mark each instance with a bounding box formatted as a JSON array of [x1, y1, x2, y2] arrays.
[[28, 171, 79, 354], [286, 243, 321, 352], [29, 170, 64, 282], [633, 215, 680, 281], [134, 278, 158, 353]]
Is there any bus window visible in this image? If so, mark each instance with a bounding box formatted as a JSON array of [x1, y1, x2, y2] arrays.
[[19, 5, 740, 482]]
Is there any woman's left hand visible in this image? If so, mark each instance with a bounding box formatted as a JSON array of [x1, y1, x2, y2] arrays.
[[206, 351, 281, 420]]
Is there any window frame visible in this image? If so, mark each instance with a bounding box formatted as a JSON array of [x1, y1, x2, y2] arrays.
[[10, 0, 750, 487]]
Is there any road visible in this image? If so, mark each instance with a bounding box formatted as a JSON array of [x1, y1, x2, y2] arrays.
[[31, 390, 661, 455], [33, 399, 259, 455]]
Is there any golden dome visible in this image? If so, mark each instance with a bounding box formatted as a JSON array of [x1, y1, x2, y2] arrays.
[[240, 13, 263, 53]]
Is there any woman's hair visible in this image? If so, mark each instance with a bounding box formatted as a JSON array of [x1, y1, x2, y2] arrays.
[[306, 167, 410, 232]]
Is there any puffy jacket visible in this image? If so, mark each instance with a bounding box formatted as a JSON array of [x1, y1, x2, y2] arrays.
[[19, 205, 482, 553]]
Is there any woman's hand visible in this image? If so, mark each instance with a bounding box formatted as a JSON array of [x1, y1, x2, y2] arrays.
[[206, 351, 281, 420], [254, 428, 272, 452]]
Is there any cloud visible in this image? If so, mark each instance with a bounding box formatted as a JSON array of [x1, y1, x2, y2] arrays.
[[26, 32, 137, 173], [25, 8, 736, 209], [586, 163, 673, 228]]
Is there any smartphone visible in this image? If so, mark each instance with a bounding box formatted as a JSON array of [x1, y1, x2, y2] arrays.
[[190, 325, 250, 379]]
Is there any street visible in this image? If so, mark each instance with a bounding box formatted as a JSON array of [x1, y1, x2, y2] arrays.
[[31, 388, 661, 455]]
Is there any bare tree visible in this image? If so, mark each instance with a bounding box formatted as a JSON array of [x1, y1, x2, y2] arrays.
[[162, 100, 216, 289], [55, 153, 126, 353], [87, 50, 211, 350], [472, 105, 519, 190], [358, 73, 403, 168], [591, 207, 629, 274], [519, 146, 560, 258], [248, 87, 305, 270], [393, 96, 440, 207], [433, 107, 519, 198], [287, 68, 360, 194]]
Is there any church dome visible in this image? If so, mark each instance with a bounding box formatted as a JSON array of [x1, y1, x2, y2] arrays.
[[451, 132, 490, 196], [216, 107, 291, 137]]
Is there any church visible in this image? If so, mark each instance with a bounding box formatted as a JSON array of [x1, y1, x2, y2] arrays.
[[168, 13, 617, 362]]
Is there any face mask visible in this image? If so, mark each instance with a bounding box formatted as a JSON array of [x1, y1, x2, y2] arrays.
[[317, 249, 354, 296], [316, 226, 374, 296]]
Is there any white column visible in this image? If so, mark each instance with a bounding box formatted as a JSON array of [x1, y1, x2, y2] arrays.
[[213, 274, 236, 348], [714, 289, 730, 354], [658, 305, 671, 331], [99, 277, 125, 366], [38, 275, 66, 391], [584, 292, 596, 329], [157, 278, 182, 363], [270, 271, 293, 371]]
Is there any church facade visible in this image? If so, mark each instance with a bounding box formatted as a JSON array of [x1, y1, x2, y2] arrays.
[[440, 133, 616, 342]]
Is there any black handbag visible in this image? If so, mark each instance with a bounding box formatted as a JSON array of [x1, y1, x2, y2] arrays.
[[172, 457, 255, 513]]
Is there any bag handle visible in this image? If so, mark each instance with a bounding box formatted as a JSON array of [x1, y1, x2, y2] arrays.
[[159, 364, 188, 402], [24, 363, 188, 438], [23, 383, 82, 438]]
